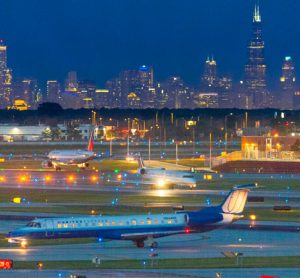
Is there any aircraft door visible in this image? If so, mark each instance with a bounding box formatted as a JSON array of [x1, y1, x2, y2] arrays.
[[45, 220, 55, 238]]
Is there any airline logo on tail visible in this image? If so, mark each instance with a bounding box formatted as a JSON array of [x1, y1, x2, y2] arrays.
[[220, 184, 257, 214], [87, 130, 94, 152]]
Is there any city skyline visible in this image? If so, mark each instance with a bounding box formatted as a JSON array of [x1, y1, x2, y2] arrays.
[[0, 0, 299, 88]]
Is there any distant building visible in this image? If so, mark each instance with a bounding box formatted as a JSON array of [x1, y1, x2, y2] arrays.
[[65, 71, 78, 92], [0, 40, 12, 108], [11, 78, 41, 109], [7, 99, 30, 111], [280, 56, 297, 109], [47, 80, 61, 104], [93, 89, 109, 108], [201, 56, 217, 91], [78, 80, 96, 108], [161, 77, 191, 108], [105, 78, 121, 108], [244, 4, 270, 108], [194, 92, 218, 108], [0, 125, 50, 141]]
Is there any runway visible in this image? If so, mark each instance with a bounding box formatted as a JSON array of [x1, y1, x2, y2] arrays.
[[1, 227, 299, 261]]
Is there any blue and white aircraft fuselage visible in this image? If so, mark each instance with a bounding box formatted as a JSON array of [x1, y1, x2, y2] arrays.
[[7, 184, 256, 248]]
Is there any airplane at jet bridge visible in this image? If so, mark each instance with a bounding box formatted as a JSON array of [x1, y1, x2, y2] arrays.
[[7, 184, 256, 248]]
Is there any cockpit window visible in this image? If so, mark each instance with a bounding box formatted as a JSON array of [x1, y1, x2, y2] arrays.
[[26, 222, 41, 228]]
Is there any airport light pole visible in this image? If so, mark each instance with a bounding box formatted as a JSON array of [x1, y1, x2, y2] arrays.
[[175, 141, 178, 165], [110, 136, 113, 157], [209, 132, 212, 169], [224, 113, 233, 153], [148, 137, 151, 161], [127, 118, 130, 157]]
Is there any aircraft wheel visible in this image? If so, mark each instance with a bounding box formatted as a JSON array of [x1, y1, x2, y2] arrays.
[[151, 241, 158, 248], [136, 241, 145, 248]]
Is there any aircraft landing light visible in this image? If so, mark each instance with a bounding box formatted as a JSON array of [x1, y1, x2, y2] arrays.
[[44, 175, 52, 182], [67, 175, 76, 182], [19, 175, 29, 183], [90, 175, 98, 182]]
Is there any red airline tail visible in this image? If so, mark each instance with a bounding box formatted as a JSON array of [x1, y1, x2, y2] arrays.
[[87, 130, 94, 152]]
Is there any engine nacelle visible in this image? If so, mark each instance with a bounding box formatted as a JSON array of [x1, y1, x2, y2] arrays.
[[140, 168, 146, 175]]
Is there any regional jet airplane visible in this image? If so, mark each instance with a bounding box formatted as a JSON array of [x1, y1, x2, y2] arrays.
[[137, 157, 197, 189], [43, 130, 95, 170], [7, 184, 256, 248]]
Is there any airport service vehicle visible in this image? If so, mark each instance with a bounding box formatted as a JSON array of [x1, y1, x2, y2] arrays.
[[137, 157, 197, 189], [7, 184, 256, 248], [44, 131, 95, 170]]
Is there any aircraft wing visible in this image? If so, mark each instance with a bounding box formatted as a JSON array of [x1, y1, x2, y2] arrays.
[[121, 230, 182, 240]]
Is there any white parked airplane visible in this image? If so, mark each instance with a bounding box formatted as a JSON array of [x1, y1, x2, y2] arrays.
[[137, 157, 197, 189], [44, 131, 95, 170]]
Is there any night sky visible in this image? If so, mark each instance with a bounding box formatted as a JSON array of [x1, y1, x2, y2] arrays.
[[0, 0, 300, 88]]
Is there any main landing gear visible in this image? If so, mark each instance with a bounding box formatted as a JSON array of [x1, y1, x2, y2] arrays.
[[135, 240, 158, 248]]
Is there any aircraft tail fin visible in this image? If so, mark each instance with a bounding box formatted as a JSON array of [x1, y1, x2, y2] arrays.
[[219, 184, 256, 214], [87, 129, 94, 152], [137, 156, 145, 169]]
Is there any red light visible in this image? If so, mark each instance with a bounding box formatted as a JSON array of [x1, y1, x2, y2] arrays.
[[184, 228, 191, 234], [0, 259, 13, 269]]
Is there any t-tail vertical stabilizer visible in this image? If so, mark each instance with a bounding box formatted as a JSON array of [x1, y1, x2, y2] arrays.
[[219, 184, 257, 214]]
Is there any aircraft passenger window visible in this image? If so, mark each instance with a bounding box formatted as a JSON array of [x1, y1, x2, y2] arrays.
[[147, 220, 152, 224], [119, 222, 124, 225], [161, 220, 165, 224], [63, 224, 68, 228], [140, 220, 144, 224], [98, 222, 103, 226], [112, 221, 116, 225], [168, 220, 172, 224], [57, 224, 62, 228], [131, 220, 137, 225], [154, 220, 158, 224]]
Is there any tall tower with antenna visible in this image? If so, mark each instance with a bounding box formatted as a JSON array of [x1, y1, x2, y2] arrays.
[[244, 2, 269, 108]]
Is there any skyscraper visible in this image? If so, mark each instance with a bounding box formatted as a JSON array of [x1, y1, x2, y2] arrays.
[[0, 40, 12, 108], [280, 56, 297, 109], [244, 4, 269, 108], [201, 56, 217, 91], [47, 80, 62, 104]]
